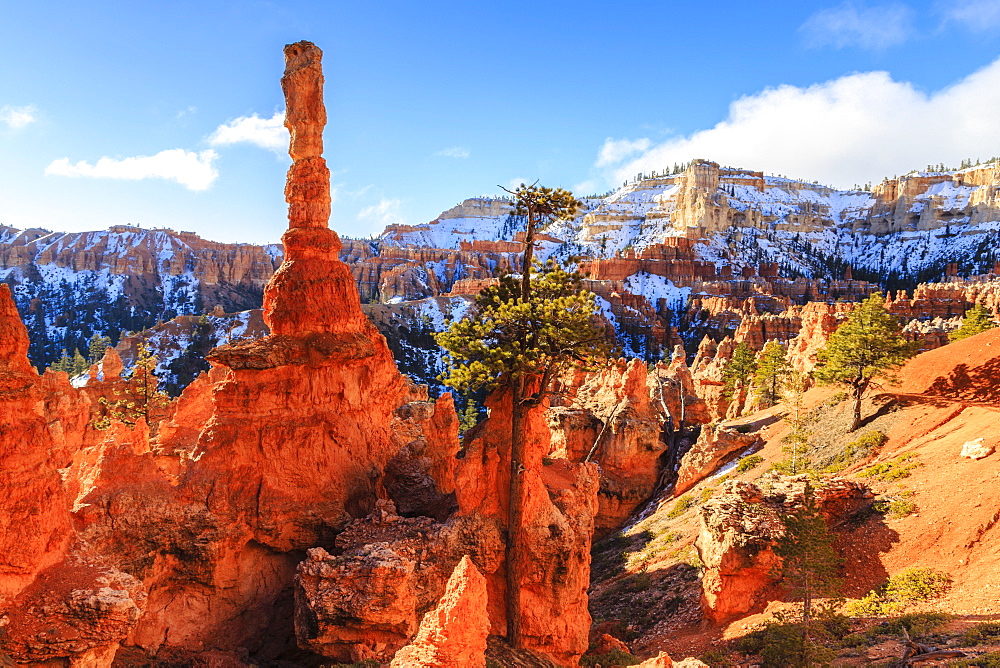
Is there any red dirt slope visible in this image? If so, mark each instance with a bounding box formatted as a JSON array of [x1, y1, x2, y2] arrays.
[[895, 327, 1000, 403]]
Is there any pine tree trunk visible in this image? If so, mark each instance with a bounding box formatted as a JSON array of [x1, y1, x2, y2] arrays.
[[849, 387, 863, 432], [520, 211, 536, 302], [506, 376, 527, 647]]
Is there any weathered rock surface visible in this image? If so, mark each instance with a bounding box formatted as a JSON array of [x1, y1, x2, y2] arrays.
[[0, 563, 145, 665], [0, 284, 80, 603], [390, 555, 490, 668], [696, 476, 869, 623], [456, 385, 599, 666], [673, 423, 763, 497], [293, 500, 503, 663], [549, 359, 668, 536], [960, 437, 994, 460]]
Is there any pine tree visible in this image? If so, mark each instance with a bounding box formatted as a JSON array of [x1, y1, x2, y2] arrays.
[[164, 315, 214, 395], [814, 294, 914, 431], [49, 349, 71, 373], [949, 304, 996, 341], [753, 341, 790, 408], [70, 349, 88, 377], [96, 341, 171, 428], [458, 396, 481, 434], [436, 183, 609, 648], [722, 341, 758, 400], [87, 333, 113, 365], [780, 371, 811, 474], [772, 482, 844, 664]]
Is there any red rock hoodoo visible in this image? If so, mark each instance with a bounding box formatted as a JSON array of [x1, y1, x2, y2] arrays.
[[390, 555, 491, 668]]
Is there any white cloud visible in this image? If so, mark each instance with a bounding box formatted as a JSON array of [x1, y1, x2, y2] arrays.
[[800, 2, 913, 50], [596, 137, 651, 167], [358, 198, 407, 227], [0, 104, 37, 129], [942, 0, 1000, 30], [434, 146, 470, 159], [45, 149, 219, 191], [208, 111, 287, 153], [607, 57, 1000, 190]]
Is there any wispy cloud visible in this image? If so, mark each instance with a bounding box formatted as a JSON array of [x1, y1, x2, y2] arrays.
[[596, 137, 651, 168], [358, 198, 407, 227], [800, 2, 913, 50], [0, 104, 37, 129], [434, 146, 470, 159], [941, 0, 1000, 31], [602, 57, 1000, 190], [45, 149, 219, 191], [208, 111, 287, 153]]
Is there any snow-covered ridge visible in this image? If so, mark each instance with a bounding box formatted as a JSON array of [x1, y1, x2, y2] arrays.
[[375, 159, 1000, 283]]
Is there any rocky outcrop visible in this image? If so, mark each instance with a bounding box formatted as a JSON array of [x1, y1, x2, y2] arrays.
[[0, 284, 80, 603], [549, 359, 667, 535], [673, 423, 762, 497], [0, 41, 426, 666], [696, 476, 870, 623], [456, 385, 599, 665], [0, 563, 146, 665], [294, 501, 503, 663], [389, 555, 490, 668], [696, 480, 784, 623]]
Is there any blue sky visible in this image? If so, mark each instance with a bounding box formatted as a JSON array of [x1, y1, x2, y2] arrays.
[[2, 1, 1000, 244]]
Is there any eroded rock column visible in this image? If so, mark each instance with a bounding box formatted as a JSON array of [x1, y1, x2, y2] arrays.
[[263, 40, 367, 336]]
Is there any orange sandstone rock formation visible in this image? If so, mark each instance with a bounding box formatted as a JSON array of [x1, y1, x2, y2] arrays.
[[0, 285, 76, 603], [456, 385, 599, 665], [263, 41, 367, 337], [390, 555, 490, 668], [549, 359, 668, 536], [673, 423, 763, 497], [696, 476, 869, 623]]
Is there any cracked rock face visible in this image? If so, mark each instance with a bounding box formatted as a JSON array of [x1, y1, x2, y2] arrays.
[[696, 476, 870, 623], [390, 555, 491, 668]]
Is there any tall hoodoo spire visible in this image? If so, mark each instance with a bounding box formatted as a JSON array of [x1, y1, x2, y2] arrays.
[[281, 41, 330, 231], [262, 41, 367, 337]]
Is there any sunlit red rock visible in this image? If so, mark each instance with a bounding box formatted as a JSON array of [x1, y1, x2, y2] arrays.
[[389, 555, 490, 668], [0, 284, 76, 605], [456, 385, 598, 666]]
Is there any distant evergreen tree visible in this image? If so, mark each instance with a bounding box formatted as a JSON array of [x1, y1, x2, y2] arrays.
[[87, 333, 113, 365], [164, 315, 214, 395], [49, 349, 72, 373], [949, 304, 996, 342], [780, 371, 811, 474], [70, 349, 88, 377], [753, 341, 790, 408], [722, 341, 757, 400]]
